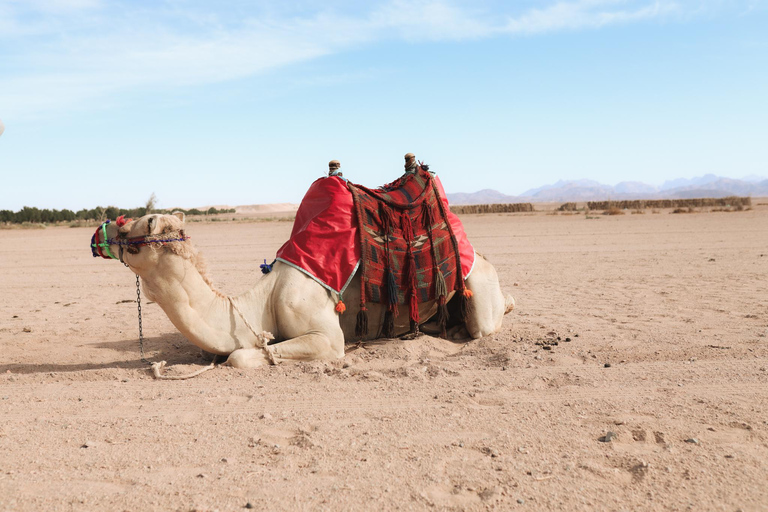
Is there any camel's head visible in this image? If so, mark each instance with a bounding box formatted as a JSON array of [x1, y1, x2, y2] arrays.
[[90, 216, 126, 261], [91, 212, 189, 270]]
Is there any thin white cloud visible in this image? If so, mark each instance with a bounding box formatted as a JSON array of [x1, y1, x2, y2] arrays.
[[502, 0, 680, 34], [0, 0, 747, 119], [370, 0, 495, 40]]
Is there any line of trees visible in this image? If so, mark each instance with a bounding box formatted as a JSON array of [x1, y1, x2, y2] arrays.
[[0, 205, 236, 225]]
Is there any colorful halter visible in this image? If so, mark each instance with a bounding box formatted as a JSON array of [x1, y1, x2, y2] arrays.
[[91, 220, 119, 260], [91, 218, 190, 260]]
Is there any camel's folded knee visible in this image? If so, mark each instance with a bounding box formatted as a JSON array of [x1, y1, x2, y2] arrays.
[[225, 348, 271, 368]]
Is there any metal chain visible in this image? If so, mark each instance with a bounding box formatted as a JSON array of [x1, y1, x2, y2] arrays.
[[132, 272, 223, 377], [135, 274, 151, 365], [131, 272, 265, 372]]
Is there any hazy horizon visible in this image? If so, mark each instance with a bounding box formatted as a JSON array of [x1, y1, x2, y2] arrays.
[[3, 172, 766, 212]]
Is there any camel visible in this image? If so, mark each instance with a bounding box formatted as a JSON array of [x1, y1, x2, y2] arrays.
[[99, 212, 515, 368]]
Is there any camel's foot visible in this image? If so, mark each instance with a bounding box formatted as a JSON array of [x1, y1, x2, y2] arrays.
[[225, 347, 271, 368], [505, 294, 516, 314]]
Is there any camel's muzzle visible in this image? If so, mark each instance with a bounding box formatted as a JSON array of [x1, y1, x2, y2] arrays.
[[91, 220, 119, 260]]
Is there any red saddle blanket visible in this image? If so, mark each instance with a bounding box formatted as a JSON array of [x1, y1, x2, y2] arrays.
[[276, 168, 474, 331]]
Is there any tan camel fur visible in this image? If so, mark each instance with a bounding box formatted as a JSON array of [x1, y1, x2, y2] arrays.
[[103, 213, 515, 368]]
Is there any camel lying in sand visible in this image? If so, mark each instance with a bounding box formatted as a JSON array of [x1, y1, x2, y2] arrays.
[[99, 213, 514, 368]]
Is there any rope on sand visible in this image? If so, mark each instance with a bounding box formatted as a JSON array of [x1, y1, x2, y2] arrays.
[[150, 359, 218, 380]]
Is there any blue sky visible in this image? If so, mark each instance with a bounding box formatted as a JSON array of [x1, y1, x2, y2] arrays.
[[1, 0, 766, 211]]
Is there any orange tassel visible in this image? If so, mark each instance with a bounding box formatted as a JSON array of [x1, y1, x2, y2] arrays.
[[335, 300, 346, 314], [463, 288, 473, 298]]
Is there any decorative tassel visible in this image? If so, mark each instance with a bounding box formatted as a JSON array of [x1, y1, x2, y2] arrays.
[[459, 287, 473, 322], [436, 296, 448, 338], [409, 293, 419, 325], [260, 259, 275, 274], [407, 255, 418, 324], [422, 201, 434, 230], [434, 271, 448, 337], [459, 294, 469, 322], [403, 213, 418, 325], [407, 256, 416, 291], [355, 306, 369, 338], [379, 204, 394, 235], [401, 214, 413, 242], [435, 271, 447, 299], [386, 268, 399, 317], [383, 310, 395, 338], [335, 300, 346, 314]]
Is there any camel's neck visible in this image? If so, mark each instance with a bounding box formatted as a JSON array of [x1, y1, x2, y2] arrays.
[[139, 256, 275, 355]]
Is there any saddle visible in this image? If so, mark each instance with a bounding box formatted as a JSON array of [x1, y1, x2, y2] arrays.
[[274, 167, 474, 339]]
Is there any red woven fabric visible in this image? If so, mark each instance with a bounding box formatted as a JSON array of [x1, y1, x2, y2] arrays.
[[275, 171, 474, 302], [348, 168, 474, 326]]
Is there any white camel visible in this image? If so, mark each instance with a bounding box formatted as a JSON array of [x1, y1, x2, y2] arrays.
[[100, 212, 514, 368]]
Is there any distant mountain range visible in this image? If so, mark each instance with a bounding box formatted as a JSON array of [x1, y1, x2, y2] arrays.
[[446, 174, 768, 204]]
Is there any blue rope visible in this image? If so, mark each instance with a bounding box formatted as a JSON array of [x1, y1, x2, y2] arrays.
[[111, 237, 189, 246]]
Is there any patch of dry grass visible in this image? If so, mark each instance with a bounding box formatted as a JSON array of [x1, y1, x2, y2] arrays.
[[711, 205, 749, 213], [1, 222, 47, 230], [68, 220, 102, 228]]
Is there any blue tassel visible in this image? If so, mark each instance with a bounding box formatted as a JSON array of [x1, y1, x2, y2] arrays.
[[260, 259, 275, 274]]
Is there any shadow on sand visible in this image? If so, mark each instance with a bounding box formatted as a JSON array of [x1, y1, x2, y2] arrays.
[[1, 334, 205, 375]]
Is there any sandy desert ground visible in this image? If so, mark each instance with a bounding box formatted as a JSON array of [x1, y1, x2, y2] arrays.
[[1, 206, 767, 511]]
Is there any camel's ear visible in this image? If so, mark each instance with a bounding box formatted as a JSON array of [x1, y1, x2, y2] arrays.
[[172, 211, 185, 223]]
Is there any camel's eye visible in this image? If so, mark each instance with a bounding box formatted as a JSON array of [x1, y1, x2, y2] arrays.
[[147, 217, 154, 234]]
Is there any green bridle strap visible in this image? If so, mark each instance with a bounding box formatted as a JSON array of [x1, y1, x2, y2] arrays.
[[91, 222, 118, 260], [101, 222, 118, 259]]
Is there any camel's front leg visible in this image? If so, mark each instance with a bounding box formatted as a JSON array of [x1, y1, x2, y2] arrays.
[[268, 330, 345, 362], [269, 267, 346, 362]]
